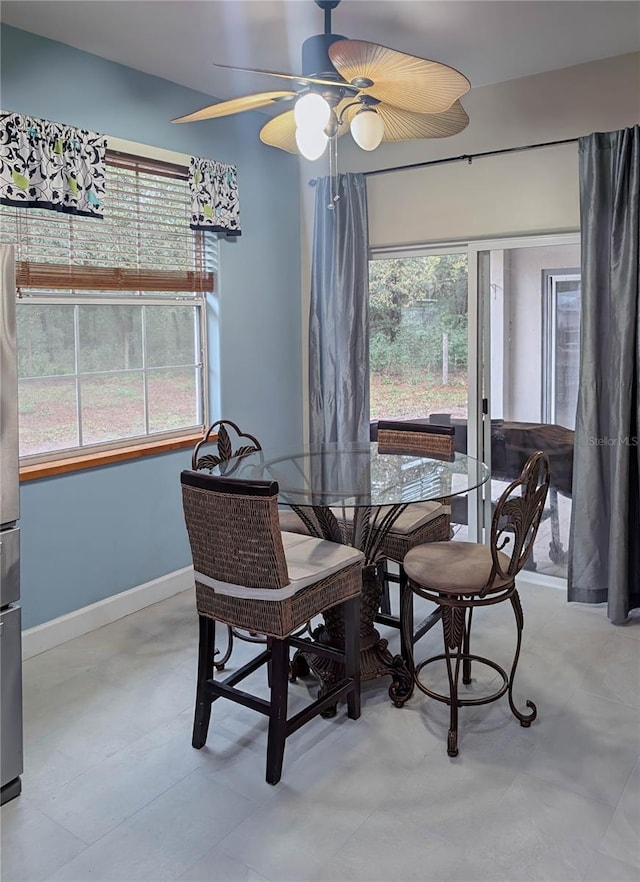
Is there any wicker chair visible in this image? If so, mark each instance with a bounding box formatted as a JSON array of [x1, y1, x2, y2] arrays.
[[372, 420, 454, 661], [192, 420, 309, 669], [181, 470, 363, 785], [401, 450, 550, 757]]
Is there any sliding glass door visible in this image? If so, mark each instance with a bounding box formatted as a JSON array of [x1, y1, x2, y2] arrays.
[[369, 247, 469, 424], [470, 234, 581, 581], [369, 233, 580, 573], [368, 245, 483, 541]]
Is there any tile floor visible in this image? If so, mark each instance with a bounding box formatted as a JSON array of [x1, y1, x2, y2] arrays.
[[2, 582, 639, 882]]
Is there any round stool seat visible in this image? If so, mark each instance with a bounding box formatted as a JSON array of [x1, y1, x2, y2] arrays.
[[403, 540, 512, 595]]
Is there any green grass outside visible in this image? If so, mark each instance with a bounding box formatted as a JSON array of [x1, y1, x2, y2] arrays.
[[18, 372, 197, 456], [371, 370, 468, 422]]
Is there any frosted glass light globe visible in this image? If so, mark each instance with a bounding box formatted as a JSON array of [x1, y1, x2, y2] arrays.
[[295, 126, 329, 161], [351, 109, 385, 151], [294, 93, 331, 130]]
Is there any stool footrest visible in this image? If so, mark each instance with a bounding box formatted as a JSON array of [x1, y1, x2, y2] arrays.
[[414, 653, 509, 707]]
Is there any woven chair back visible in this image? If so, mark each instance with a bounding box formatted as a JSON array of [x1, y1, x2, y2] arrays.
[[377, 420, 455, 460], [181, 471, 289, 590], [487, 450, 551, 591], [192, 419, 262, 475]]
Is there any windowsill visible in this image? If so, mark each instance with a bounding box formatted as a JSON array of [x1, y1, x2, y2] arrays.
[[19, 433, 202, 482]]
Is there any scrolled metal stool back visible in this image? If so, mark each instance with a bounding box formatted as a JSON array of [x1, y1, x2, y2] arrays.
[[484, 450, 551, 596], [192, 419, 262, 475]]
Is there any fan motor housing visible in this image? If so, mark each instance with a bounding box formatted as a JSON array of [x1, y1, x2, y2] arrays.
[[301, 33, 347, 79]]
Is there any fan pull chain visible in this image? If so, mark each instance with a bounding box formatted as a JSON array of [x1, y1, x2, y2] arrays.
[[328, 135, 340, 209]]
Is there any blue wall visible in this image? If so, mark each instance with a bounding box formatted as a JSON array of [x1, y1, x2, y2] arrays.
[[1, 25, 304, 628], [19, 452, 194, 627]]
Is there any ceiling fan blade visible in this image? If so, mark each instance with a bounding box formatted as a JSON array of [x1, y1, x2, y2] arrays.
[[329, 40, 470, 114], [260, 101, 352, 154], [172, 91, 296, 123], [377, 101, 470, 140], [259, 111, 299, 154], [213, 61, 359, 93]]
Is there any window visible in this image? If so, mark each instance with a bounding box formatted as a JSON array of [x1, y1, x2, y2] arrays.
[[0, 151, 215, 460], [542, 269, 581, 429]]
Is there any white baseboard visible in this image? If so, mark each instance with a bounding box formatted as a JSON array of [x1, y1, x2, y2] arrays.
[[22, 566, 194, 660], [20, 564, 566, 660]]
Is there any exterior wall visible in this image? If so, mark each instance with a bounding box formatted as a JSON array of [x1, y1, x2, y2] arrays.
[[1, 24, 303, 628]]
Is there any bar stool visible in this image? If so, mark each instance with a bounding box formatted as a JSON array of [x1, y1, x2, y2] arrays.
[[401, 451, 550, 756]]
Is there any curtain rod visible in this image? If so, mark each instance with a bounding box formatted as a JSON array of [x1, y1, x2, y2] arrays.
[[308, 136, 580, 184]]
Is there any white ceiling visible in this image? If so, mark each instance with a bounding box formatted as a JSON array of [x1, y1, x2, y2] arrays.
[[3, 0, 640, 106]]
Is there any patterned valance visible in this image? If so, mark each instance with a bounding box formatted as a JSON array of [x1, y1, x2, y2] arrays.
[[189, 157, 241, 236], [0, 111, 106, 217]]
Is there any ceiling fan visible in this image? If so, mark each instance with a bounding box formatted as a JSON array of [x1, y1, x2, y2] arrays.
[[172, 0, 471, 160]]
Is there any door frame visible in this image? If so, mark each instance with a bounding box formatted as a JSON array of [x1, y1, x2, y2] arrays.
[[369, 242, 480, 539], [467, 232, 580, 542], [368, 232, 581, 545]]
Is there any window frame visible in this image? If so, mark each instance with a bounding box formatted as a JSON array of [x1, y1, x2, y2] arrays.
[[16, 293, 208, 466], [3, 141, 213, 474], [541, 267, 581, 427]]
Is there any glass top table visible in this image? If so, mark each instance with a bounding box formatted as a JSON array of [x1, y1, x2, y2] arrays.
[[217, 441, 489, 708], [221, 441, 488, 510]]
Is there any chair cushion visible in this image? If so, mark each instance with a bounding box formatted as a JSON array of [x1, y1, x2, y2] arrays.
[[278, 508, 310, 535], [330, 501, 446, 534], [194, 532, 364, 601], [379, 510, 450, 563], [403, 541, 512, 595], [384, 501, 446, 535]]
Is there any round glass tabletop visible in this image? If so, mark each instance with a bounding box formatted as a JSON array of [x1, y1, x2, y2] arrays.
[[219, 441, 489, 508]]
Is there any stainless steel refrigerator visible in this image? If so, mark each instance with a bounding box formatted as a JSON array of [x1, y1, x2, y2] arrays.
[[0, 243, 23, 805]]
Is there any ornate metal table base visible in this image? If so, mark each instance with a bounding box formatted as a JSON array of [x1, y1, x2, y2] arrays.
[[291, 564, 414, 712]]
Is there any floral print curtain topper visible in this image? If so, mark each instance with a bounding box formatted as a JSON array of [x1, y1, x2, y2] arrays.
[[189, 157, 241, 236], [0, 112, 106, 217]]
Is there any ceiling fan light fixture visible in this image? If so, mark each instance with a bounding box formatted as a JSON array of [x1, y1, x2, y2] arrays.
[[350, 107, 385, 151], [293, 92, 331, 131], [295, 125, 329, 160], [175, 0, 471, 153]]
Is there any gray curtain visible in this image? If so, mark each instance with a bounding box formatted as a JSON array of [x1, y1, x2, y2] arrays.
[[309, 173, 370, 445], [568, 126, 640, 624]]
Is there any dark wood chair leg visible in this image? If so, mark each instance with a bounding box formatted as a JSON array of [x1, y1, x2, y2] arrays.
[[377, 560, 392, 615], [192, 615, 216, 749], [399, 570, 414, 674], [266, 636, 273, 688], [344, 596, 361, 720], [266, 638, 290, 785]]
